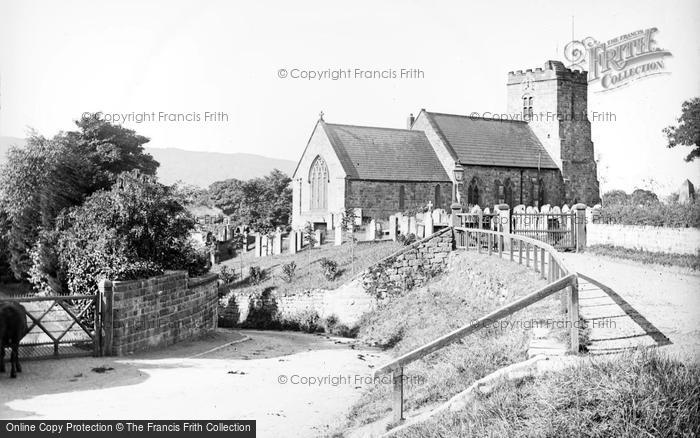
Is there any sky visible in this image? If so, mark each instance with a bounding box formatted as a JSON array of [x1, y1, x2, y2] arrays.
[[0, 0, 698, 196]]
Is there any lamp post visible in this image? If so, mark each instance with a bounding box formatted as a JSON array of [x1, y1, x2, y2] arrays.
[[451, 163, 464, 209]]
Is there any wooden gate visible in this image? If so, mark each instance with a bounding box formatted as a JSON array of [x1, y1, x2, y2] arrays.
[[0, 293, 101, 360], [511, 212, 577, 250]]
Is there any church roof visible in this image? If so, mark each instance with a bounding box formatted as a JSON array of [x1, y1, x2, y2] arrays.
[[423, 111, 559, 169], [322, 123, 451, 181]]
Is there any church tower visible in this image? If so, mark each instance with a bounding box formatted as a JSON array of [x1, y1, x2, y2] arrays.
[[506, 60, 600, 205]]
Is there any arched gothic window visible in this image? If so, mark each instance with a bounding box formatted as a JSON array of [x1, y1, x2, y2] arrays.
[[434, 184, 442, 208], [495, 179, 504, 204], [467, 178, 479, 206], [538, 178, 545, 207], [398, 185, 405, 211], [309, 156, 329, 210]]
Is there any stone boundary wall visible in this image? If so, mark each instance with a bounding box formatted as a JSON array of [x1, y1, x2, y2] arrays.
[[101, 271, 219, 356], [587, 223, 700, 255], [218, 227, 455, 328]]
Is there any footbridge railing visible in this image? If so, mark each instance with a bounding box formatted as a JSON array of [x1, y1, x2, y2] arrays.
[[374, 227, 580, 423]]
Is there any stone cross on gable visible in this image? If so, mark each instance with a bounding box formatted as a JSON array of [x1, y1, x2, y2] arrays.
[[319, 111, 324, 121], [426, 201, 433, 211]]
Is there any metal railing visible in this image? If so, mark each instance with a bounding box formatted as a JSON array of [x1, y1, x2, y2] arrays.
[[374, 227, 579, 423]]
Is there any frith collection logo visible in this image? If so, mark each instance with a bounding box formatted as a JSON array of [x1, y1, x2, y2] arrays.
[[564, 27, 672, 92]]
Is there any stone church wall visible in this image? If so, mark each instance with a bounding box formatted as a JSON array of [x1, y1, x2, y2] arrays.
[[459, 165, 564, 208], [345, 179, 452, 221]]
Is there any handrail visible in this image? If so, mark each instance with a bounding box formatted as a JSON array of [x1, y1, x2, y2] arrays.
[[375, 274, 576, 375], [375, 227, 580, 423]]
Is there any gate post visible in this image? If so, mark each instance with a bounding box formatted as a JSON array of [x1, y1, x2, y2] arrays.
[[495, 204, 511, 252], [98, 279, 114, 356], [573, 203, 587, 252]]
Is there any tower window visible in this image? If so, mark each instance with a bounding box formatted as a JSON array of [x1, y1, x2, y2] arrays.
[[523, 96, 533, 120]]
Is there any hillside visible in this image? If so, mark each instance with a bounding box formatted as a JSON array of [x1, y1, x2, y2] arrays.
[[0, 137, 296, 187]]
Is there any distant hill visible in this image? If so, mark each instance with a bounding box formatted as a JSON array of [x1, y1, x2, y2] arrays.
[[0, 138, 296, 187]]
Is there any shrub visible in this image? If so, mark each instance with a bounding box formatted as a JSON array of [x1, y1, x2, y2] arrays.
[[319, 257, 339, 281], [248, 265, 265, 284], [323, 314, 359, 338], [218, 265, 238, 285], [51, 180, 205, 294], [281, 308, 321, 333], [281, 261, 297, 283], [398, 233, 417, 246]]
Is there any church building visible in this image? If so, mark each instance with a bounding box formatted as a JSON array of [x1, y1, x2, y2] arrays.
[[291, 60, 600, 230]]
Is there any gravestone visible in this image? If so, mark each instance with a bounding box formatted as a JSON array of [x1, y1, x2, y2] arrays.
[[335, 226, 343, 246], [289, 231, 297, 255]]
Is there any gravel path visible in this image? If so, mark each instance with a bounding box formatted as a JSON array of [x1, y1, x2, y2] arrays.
[[0, 329, 387, 438]]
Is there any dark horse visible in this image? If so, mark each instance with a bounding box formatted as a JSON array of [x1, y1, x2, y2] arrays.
[[0, 302, 28, 378]]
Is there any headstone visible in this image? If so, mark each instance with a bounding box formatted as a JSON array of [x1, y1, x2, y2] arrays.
[[679, 179, 696, 204], [389, 215, 398, 241], [399, 216, 410, 235], [335, 226, 343, 246], [424, 212, 434, 235], [289, 231, 297, 255], [408, 217, 417, 235], [261, 235, 269, 256], [353, 208, 363, 226], [314, 230, 322, 247], [366, 219, 376, 241], [540, 204, 550, 214], [243, 231, 249, 253], [255, 233, 262, 257], [273, 230, 282, 255]]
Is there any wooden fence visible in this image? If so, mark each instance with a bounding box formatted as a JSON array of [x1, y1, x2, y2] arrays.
[[374, 227, 579, 422]]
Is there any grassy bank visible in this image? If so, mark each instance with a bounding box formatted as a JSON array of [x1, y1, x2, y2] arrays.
[[217, 240, 402, 296], [588, 244, 700, 271], [394, 349, 699, 437], [332, 251, 568, 434]]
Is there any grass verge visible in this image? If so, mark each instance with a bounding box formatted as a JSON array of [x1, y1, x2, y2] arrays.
[[395, 348, 699, 437], [331, 250, 569, 435], [588, 244, 700, 271]]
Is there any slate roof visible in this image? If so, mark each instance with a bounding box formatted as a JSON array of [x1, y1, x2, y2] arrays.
[[424, 112, 558, 169], [322, 123, 451, 181]]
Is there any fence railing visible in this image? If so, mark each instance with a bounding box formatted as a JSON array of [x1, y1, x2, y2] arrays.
[[511, 212, 577, 249], [374, 227, 579, 423]]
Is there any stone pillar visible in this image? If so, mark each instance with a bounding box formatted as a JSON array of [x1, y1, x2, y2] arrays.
[[260, 235, 269, 256], [273, 230, 282, 255], [314, 230, 322, 247], [424, 213, 434, 236], [574, 203, 587, 252], [296, 230, 303, 251], [289, 231, 297, 255], [495, 204, 511, 251], [451, 204, 463, 227], [334, 226, 343, 246], [255, 233, 262, 257], [389, 215, 398, 241]]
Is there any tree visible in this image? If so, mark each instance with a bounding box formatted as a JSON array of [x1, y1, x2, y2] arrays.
[[664, 97, 700, 162], [602, 190, 629, 206], [630, 189, 659, 206], [45, 177, 209, 295], [207, 169, 292, 232], [0, 116, 158, 279], [340, 208, 360, 275]]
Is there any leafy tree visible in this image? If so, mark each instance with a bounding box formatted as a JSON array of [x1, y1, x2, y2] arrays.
[[630, 189, 659, 206], [664, 97, 700, 162], [0, 116, 158, 278], [207, 169, 292, 232], [42, 177, 209, 295], [340, 208, 360, 275], [602, 190, 629, 206]]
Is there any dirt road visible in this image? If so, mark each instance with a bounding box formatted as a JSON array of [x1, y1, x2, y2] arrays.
[[561, 252, 700, 360], [0, 329, 387, 437]]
